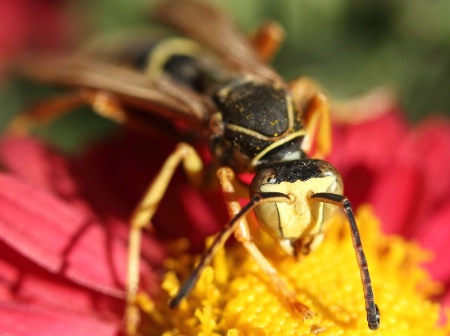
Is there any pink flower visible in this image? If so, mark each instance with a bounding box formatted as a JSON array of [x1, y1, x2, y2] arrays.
[[329, 92, 450, 307], [0, 0, 67, 80], [0, 133, 227, 335], [1, 95, 450, 333]]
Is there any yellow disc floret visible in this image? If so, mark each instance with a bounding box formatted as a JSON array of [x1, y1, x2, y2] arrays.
[[141, 206, 449, 335]]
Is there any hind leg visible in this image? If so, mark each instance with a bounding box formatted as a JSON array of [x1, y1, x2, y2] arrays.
[[6, 89, 129, 135]]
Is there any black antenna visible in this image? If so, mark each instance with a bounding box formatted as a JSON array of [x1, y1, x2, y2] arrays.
[[169, 192, 291, 309], [310, 193, 380, 330]]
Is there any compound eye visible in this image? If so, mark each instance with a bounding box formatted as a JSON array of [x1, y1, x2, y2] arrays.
[[250, 168, 276, 195], [249, 168, 283, 245]]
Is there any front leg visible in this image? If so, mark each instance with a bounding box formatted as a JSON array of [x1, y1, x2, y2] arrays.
[[125, 142, 203, 335]]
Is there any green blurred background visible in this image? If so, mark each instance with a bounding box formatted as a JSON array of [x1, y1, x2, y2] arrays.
[[1, 0, 450, 151]]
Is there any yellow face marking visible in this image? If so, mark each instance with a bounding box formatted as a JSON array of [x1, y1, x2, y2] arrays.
[[257, 175, 342, 255]]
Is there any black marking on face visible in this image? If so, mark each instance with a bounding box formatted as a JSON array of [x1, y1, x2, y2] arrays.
[[256, 159, 340, 184]]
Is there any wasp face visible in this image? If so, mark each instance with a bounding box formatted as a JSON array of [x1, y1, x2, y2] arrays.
[[250, 159, 343, 257]]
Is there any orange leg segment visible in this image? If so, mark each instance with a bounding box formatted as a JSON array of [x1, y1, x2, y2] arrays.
[[288, 77, 331, 159], [251, 21, 285, 62]]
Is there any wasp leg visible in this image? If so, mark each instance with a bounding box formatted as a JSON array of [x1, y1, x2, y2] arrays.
[[216, 167, 314, 318], [288, 77, 331, 159], [310, 193, 380, 330], [126, 143, 203, 335], [7, 88, 178, 139], [80, 89, 128, 123], [6, 89, 128, 135], [6, 91, 87, 135], [251, 21, 285, 62], [331, 87, 396, 124]]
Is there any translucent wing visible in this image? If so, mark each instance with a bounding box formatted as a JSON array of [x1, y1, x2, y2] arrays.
[[17, 54, 214, 124], [155, 0, 284, 84]]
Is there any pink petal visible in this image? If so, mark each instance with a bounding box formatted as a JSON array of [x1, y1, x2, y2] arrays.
[[0, 249, 122, 318], [0, 2, 28, 75], [331, 110, 408, 174], [65, 224, 127, 292], [0, 136, 79, 199], [0, 302, 118, 336], [440, 289, 450, 310], [0, 0, 66, 78], [368, 140, 424, 236], [28, 0, 68, 50], [415, 203, 450, 282], [0, 256, 19, 301], [0, 173, 89, 271], [414, 118, 450, 207], [0, 1, 27, 48], [329, 110, 409, 208], [0, 173, 125, 297]]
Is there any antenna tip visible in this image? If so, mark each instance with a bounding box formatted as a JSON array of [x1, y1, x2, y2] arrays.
[[367, 304, 380, 330]]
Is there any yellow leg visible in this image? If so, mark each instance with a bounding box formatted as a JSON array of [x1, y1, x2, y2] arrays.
[[216, 167, 314, 318], [288, 77, 331, 159], [125, 143, 203, 335]]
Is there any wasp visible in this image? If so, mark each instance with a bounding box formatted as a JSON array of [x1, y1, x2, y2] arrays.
[[10, 0, 380, 333]]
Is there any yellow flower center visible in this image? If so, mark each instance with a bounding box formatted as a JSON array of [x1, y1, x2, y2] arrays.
[[140, 206, 450, 335]]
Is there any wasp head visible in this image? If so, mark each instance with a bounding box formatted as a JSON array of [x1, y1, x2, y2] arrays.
[[250, 159, 343, 257]]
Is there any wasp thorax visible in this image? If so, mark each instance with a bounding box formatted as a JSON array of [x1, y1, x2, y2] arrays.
[[250, 160, 343, 257]]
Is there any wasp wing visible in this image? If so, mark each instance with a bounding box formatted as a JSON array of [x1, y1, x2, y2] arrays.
[[17, 55, 214, 125], [155, 0, 283, 84]]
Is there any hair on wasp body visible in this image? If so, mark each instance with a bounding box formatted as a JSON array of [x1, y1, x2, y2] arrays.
[[10, 0, 380, 333]]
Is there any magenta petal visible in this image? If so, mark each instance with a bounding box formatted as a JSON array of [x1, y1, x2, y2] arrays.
[[0, 173, 89, 271], [414, 118, 450, 205], [0, 0, 65, 77], [368, 145, 423, 236], [0, 253, 122, 318], [441, 290, 450, 312], [369, 162, 421, 235], [0, 173, 126, 297], [65, 224, 127, 292], [415, 204, 450, 282], [329, 111, 409, 208], [332, 110, 408, 174], [0, 302, 118, 336], [0, 136, 79, 199], [0, 256, 19, 301]]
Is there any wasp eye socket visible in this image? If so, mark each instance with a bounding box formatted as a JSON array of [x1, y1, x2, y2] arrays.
[[250, 168, 276, 195]]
